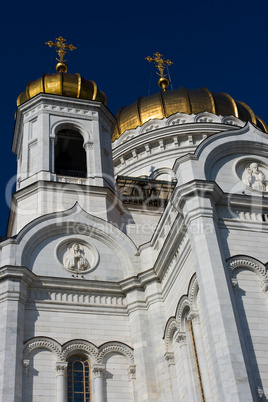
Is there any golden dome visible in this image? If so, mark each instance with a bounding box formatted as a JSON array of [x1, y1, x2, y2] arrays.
[[17, 72, 107, 107], [112, 87, 268, 142]]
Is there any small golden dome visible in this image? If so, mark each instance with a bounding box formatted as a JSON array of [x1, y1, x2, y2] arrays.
[[112, 87, 267, 142], [17, 72, 107, 107]]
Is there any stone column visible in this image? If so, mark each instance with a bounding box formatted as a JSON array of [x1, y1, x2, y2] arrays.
[[187, 311, 213, 401], [55, 362, 68, 402], [175, 332, 196, 401], [125, 289, 158, 401], [92, 363, 105, 402], [50, 137, 55, 173], [164, 352, 180, 401], [84, 142, 94, 178]]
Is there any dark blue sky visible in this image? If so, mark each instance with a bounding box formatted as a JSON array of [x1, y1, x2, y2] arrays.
[[1, 0, 267, 235]]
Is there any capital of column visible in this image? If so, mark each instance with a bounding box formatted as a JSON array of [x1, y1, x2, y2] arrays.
[[187, 311, 200, 325], [23, 359, 30, 376], [164, 351, 175, 366], [261, 280, 268, 297], [84, 141, 93, 151], [231, 278, 238, 288], [175, 331, 187, 346], [92, 363, 105, 378], [55, 362, 68, 377], [128, 364, 136, 380]]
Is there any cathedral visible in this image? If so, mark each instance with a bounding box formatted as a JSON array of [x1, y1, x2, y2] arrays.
[[1, 38, 268, 402]]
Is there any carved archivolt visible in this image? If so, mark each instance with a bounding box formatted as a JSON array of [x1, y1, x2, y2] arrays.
[[61, 340, 99, 363], [98, 342, 134, 364], [23, 337, 62, 359], [227, 256, 268, 296], [227, 256, 268, 280], [23, 337, 135, 369], [164, 274, 199, 352]]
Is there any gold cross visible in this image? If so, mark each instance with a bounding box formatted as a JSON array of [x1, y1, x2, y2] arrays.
[[145, 52, 173, 78], [46, 36, 77, 63], [145, 52, 173, 91]]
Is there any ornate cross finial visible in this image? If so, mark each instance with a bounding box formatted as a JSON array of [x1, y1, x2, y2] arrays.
[[45, 36, 77, 73], [145, 52, 173, 91]]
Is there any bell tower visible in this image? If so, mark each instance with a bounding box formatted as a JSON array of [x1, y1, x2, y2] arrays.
[[8, 37, 118, 236]]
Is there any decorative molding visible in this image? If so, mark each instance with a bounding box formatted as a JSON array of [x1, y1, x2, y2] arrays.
[[113, 112, 243, 149], [28, 288, 126, 308]]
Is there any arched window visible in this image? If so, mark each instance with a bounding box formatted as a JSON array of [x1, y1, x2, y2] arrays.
[[55, 129, 87, 178], [67, 355, 91, 402]]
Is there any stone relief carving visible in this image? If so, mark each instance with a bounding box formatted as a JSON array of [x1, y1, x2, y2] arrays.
[[56, 239, 99, 275], [242, 162, 267, 192], [64, 243, 90, 272]]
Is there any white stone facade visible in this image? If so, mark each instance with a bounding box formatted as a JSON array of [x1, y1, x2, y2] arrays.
[[1, 91, 268, 402]]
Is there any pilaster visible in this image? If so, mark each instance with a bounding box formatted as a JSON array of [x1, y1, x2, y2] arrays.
[[0, 267, 34, 402], [175, 180, 254, 401]]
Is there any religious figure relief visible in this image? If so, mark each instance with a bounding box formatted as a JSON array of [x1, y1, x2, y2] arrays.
[[242, 162, 267, 192], [64, 243, 90, 272]]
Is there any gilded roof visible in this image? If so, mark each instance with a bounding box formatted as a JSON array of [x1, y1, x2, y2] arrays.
[[17, 72, 107, 107], [112, 87, 267, 142]]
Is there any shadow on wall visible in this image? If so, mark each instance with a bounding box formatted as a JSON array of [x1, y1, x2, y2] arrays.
[[233, 268, 268, 401]]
